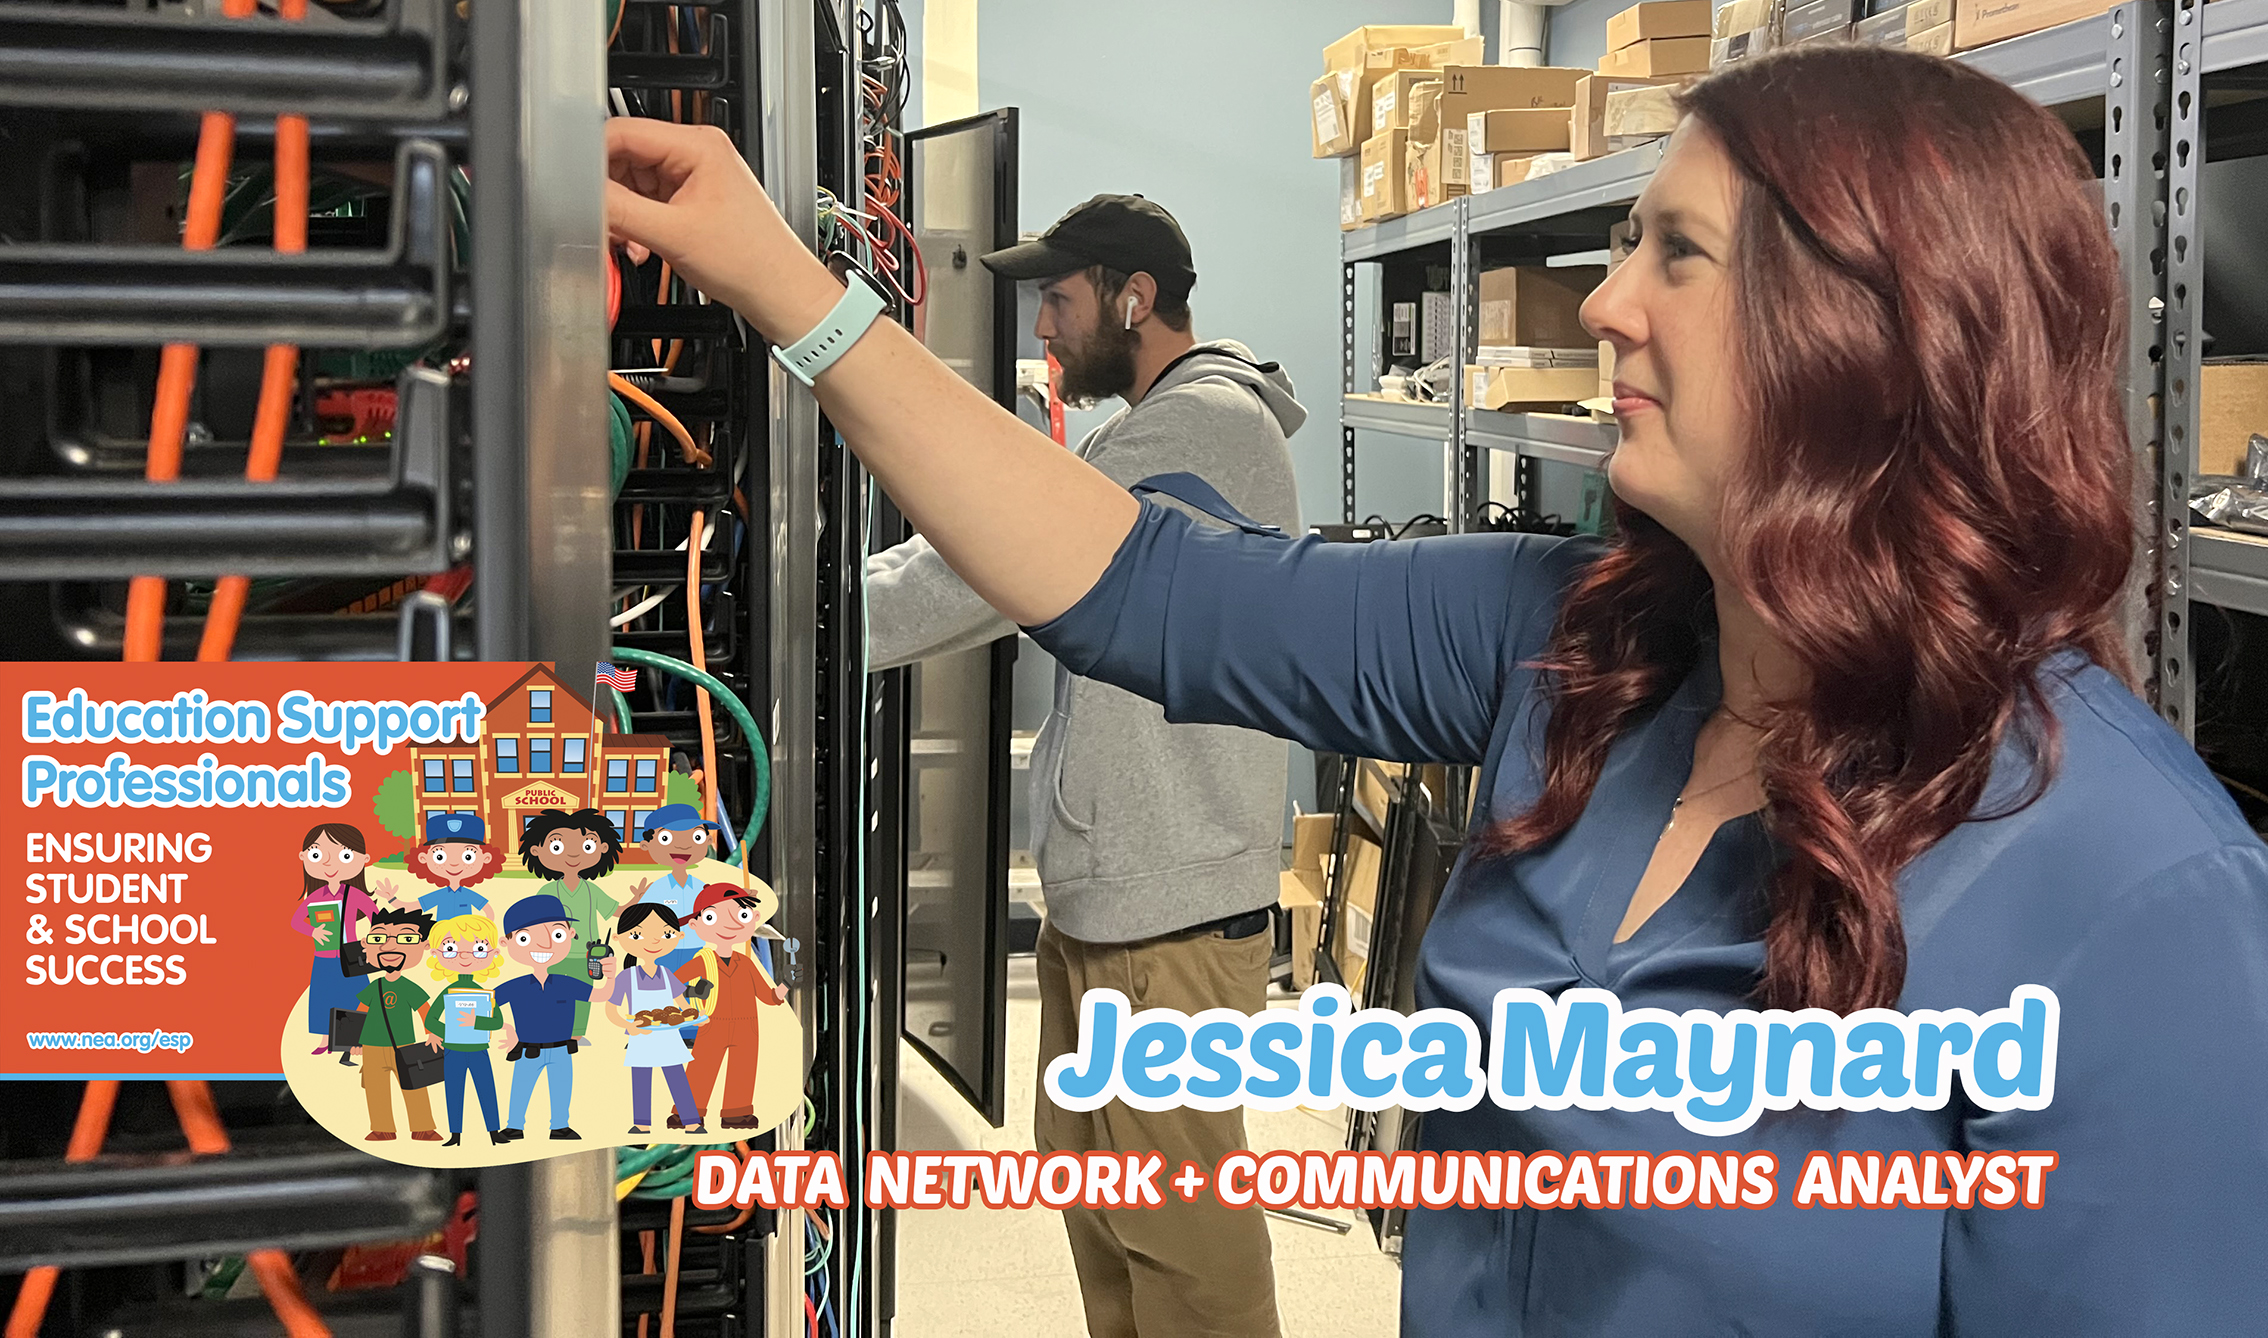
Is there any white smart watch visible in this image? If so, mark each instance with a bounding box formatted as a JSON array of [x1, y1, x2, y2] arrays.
[[769, 268, 889, 388]]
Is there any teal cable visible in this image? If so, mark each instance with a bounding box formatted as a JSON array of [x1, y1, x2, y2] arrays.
[[607, 391, 634, 495], [609, 646, 771, 855], [609, 683, 633, 736]]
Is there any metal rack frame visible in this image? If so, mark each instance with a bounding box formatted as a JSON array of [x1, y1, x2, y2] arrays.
[[2168, 0, 2268, 737]]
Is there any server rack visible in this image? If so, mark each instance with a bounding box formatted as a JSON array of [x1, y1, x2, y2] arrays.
[[0, 0, 893, 1333]]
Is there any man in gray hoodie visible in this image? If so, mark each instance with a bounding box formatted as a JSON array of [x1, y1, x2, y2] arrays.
[[866, 195, 1300, 1338]]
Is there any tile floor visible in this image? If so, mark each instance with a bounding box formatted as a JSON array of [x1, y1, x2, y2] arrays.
[[891, 956, 1403, 1337]]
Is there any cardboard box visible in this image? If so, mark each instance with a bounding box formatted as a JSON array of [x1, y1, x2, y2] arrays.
[[1784, 0, 1864, 41], [1572, 73, 1686, 159], [1599, 339, 1617, 402], [1906, 0, 1954, 30], [1908, 18, 1954, 50], [1414, 35, 1488, 67], [1280, 870, 1322, 989], [1467, 364, 1603, 410], [1467, 106, 1574, 156], [1325, 24, 1467, 72], [1339, 156, 1364, 232], [1478, 265, 1598, 348], [1710, 25, 1781, 64], [1854, 6, 1910, 41], [1374, 71, 1444, 135], [1715, 0, 1777, 36], [1954, 0, 2111, 48], [1598, 35, 1711, 76], [1438, 65, 1589, 184], [2200, 361, 2268, 476], [1436, 63, 1589, 121], [1360, 128, 1411, 221], [1472, 151, 1536, 192], [1607, 0, 1713, 52], [1408, 137, 1465, 211], [1311, 68, 1362, 157], [1603, 84, 1681, 141]]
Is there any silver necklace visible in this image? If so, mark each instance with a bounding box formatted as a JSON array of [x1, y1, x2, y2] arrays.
[[1663, 709, 1758, 836], [1662, 770, 1754, 836]]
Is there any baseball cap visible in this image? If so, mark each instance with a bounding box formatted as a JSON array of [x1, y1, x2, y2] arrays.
[[502, 894, 575, 935], [981, 195, 1196, 301], [640, 802, 721, 838], [691, 884, 760, 918]]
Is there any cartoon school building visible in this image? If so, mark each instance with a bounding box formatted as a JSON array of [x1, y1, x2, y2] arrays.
[[406, 665, 677, 844]]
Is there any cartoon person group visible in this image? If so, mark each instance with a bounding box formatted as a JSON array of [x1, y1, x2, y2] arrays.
[[291, 803, 789, 1148]]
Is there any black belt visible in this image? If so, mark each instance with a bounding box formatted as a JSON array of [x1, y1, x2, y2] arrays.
[[508, 1039, 578, 1061], [1185, 906, 1273, 941]]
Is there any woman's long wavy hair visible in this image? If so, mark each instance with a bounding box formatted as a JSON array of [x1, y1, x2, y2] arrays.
[[1484, 48, 2136, 1013]]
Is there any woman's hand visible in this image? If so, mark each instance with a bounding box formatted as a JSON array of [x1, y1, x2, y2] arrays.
[[603, 118, 1137, 629], [604, 118, 840, 344]]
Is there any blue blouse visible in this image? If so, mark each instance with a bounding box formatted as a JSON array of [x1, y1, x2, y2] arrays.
[[1028, 496, 2268, 1336]]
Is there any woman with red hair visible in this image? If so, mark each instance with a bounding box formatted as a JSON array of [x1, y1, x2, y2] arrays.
[[605, 46, 2268, 1334]]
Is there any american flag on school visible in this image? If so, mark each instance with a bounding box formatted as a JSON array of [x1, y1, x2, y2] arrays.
[[595, 661, 638, 691]]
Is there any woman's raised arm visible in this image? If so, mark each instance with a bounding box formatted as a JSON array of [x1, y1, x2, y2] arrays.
[[604, 117, 1136, 627]]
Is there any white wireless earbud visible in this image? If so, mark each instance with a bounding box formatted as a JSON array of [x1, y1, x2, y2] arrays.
[[1125, 294, 1137, 330]]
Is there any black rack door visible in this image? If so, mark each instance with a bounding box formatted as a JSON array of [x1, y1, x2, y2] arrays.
[[890, 107, 1018, 1126]]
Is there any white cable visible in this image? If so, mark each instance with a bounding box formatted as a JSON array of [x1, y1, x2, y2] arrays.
[[607, 515, 718, 627]]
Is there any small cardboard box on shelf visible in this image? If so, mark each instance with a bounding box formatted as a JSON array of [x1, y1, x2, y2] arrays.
[[1360, 127, 1412, 221], [1374, 70, 1443, 136], [1606, 0, 1714, 51], [1472, 151, 1537, 192], [1952, 0, 2111, 48], [1602, 84, 1681, 148], [1715, 0, 1778, 36], [1339, 157, 1363, 231], [1783, 0, 1864, 42], [1467, 106, 1574, 156], [1467, 364, 1603, 411], [2201, 360, 2268, 477], [1479, 265, 1599, 348], [1853, 6, 1911, 42], [1908, 19, 1955, 50], [1311, 68, 1361, 157], [1598, 35, 1712, 76], [1572, 73, 1687, 159], [1324, 24, 1469, 73], [1408, 136, 1465, 210], [1906, 0, 1955, 29], [1711, 26, 1781, 64]]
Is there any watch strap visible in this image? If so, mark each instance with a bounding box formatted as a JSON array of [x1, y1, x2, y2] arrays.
[[771, 271, 888, 388]]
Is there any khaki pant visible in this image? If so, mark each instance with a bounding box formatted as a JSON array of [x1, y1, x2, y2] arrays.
[[361, 1043, 436, 1135], [1035, 919, 1282, 1338]]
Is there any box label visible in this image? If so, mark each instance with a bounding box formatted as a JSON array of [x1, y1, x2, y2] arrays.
[[1315, 90, 1342, 145]]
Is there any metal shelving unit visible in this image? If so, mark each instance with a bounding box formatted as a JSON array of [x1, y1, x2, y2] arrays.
[[2170, 0, 2268, 737], [1334, 7, 2176, 672]]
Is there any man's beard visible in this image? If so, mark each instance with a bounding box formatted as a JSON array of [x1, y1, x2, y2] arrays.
[[1053, 316, 1139, 408]]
